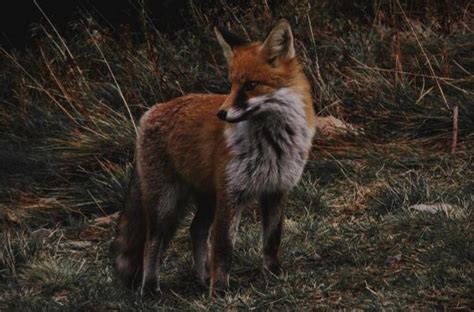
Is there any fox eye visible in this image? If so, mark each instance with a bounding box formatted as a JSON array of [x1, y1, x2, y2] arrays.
[[243, 81, 258, 92]]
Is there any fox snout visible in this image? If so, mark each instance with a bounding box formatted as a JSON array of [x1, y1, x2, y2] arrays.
[[218, 88, 240, 117], [217, 88, 255, 123], [216, 109, 227, 120], [216, 99, 232, 122]]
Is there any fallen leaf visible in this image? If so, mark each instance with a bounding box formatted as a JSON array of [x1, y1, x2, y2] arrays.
[[314, 116, 357, 137], [284, 219, 299, 234], [93, 211, 120, 226], [60, 241, 92, 250]]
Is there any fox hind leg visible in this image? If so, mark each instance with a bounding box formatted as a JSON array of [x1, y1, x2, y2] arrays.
[[190, 193, 216, 286], [190, 194, 215, 286], [140, 183, 189, 295]]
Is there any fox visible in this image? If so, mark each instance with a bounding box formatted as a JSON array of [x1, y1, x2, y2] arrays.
[[113, 19, 316, 296]]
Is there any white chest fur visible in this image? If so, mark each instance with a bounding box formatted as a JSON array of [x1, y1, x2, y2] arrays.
[[225, 88, 314, 201]]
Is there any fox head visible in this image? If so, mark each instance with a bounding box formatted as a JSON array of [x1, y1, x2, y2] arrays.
[[215, 19, 308, 123]]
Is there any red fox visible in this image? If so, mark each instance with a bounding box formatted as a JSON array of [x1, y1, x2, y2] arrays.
[[113, 19, 316, 296]]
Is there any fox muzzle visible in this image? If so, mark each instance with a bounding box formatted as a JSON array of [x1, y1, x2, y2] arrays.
[[217, 110, 227, 120]]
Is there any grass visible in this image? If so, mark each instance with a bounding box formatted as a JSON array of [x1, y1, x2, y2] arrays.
[[1, 0, 473, 310]]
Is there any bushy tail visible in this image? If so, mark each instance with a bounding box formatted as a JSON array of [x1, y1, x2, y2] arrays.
[[112, 166, 146, 289]]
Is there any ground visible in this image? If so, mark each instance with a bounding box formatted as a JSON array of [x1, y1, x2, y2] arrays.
[[0, 1, 472, 310]]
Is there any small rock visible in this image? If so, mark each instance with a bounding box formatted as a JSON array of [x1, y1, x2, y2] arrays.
[[309, 252, 323, 262], [409, 203, 453, 214], [387, 253, 402, 263]]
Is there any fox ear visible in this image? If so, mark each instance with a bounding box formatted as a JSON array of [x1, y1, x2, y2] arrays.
[[214, 27, 247, 63], [262, 19, 295, 64]]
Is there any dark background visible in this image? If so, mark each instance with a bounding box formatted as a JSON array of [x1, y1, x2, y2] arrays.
[[0, 0, 191, 49], [1, 0, 459, 50]]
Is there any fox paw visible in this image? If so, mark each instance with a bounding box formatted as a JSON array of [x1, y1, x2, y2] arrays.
[[264, 258, 282, 276], [195, 268, 210, 288], [139, 277, 161, 297], [209, 274, 229, 297]]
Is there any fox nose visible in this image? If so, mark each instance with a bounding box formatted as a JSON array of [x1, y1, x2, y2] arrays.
[[217, 110, 227, 121]]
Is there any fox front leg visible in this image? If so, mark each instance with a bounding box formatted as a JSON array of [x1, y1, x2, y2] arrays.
[[260, 191, 286, 275], [209, 196, 242, 297]]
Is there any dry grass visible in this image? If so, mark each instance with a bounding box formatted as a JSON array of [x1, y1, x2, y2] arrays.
[[1, 1, 473, 310]]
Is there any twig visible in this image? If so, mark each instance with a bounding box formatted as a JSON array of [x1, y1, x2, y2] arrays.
[[392, 31, 404, 84], [353, 64, 473, 95], [1, 48, 79, 125], [397, 1, 461, 158], [306, 4, 326, 91], [85, 27, 138, 135], [87, 190, 107, 217], [452, 59, 471, 76], [352, 60, 458, 81], [220, 0, 251, 40], [451, 105, 459, 157], [33, 0, 87, 85], [211, 53, 223, 80], [39, 46, 82, 117], [396, 0, 449, 109]]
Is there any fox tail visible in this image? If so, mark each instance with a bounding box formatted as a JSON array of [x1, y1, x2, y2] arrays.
[[112, 166, 145, 289]]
